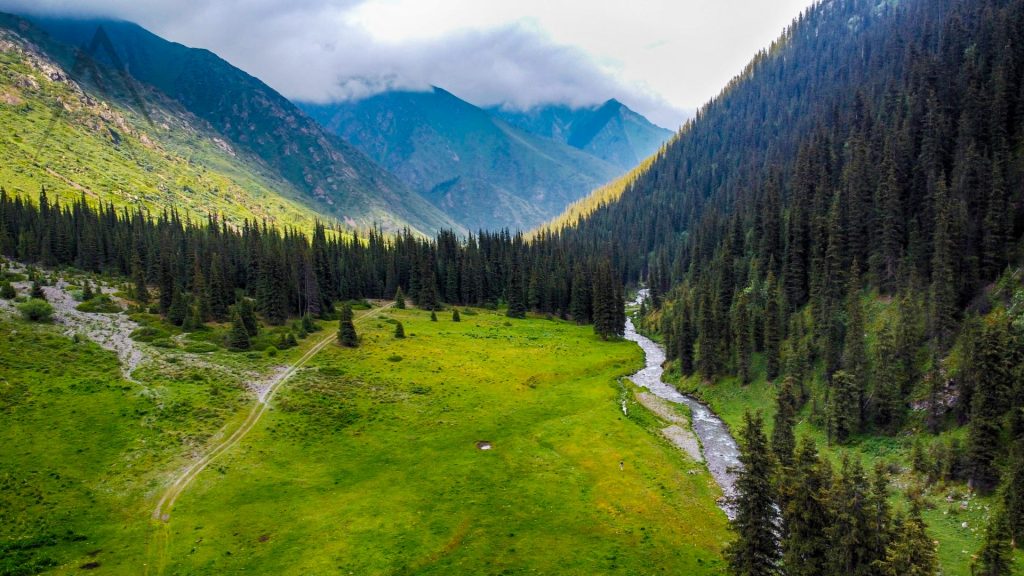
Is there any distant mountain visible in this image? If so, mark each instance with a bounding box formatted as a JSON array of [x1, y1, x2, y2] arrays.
[[12, 16, 460, 235], [299, 88, 627, 231], [491, 99, 673, 172]]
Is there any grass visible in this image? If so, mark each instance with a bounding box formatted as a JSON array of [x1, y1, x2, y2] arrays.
[[0, 302, 732, 575], [160, 307, 730, 575]]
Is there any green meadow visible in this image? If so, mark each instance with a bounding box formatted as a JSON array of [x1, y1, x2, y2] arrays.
[[1, 305, 731, 575]]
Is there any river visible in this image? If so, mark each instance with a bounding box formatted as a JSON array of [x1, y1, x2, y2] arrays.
[[624, 290, 741, 518]]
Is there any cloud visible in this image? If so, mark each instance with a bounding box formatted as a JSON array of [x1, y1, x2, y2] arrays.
[[0, 0, 688, 128]]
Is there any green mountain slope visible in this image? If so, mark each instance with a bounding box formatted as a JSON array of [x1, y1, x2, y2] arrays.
[[300, 87, 624, 231], [492, 99, 673, 171], [1, 15, 461, 235]]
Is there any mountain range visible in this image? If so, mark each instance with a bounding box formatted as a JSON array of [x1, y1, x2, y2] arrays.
[[300, 89, 670, 231]]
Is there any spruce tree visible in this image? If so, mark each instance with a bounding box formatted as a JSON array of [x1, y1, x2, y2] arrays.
[[968, 315, 1013, 494], [828, 370, 858, 444], [974, 509, 1014, 576], [506, 265, 526, 319], [167, 288, 188, 326], [726, 412, 780, 576], [763, 272, 782, 380], [452, 308, 461, 322], [30, 281, 45, 300], [430, 311, 438, 322], [227, 310, 251, 351], [569, 265, 590, 324], [873, 321, 905, 432], [395, 286, 406, 309], [842, 262, 868, 429], [1003, 442, 1024, 546], [132, 253, 149, 304], [394, 321, 405, 339], [237, 298, 259, 337], [81, 281, 94, 301], [781, 438, 832, 576], [337, 303, 358, 347], [827, 456, 874, 575], [772, 376, 798, 467], [876, 501, 938, 576]]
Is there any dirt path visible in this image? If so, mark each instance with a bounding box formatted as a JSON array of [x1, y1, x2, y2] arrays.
[[150, 303, 393, 522]]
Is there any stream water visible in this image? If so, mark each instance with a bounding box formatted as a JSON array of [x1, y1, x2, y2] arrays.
[[624, 290, 741, 517]]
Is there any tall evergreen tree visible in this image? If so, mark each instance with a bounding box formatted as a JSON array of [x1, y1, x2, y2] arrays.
[[726, 412, 780, 576], [973, 509, 1014, 576], [781, 437, 832, 576], [337, 303, 358, 347]]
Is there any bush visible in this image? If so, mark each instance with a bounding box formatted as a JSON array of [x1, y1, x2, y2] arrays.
[[76, 295, 121, 313], [184, 342, 218, 353], [18, 299, 53, 322], [150, 338, 177, 349], [130, 326, 170, 342], [0, 281, 15, 299]]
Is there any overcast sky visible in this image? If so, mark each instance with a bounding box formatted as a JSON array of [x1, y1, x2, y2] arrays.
[[1, 0, 815, 129]]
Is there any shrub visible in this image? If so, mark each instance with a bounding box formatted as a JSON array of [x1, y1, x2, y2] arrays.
[[130, 326, 170, 342], [76, 295, 121, 313], [18, 299, 53, 322], [184, 342, 219, 353], [0, 281, 15, 299]]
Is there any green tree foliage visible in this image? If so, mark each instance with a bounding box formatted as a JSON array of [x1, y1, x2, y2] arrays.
[[29, 281, 44, 300], [227, 310, 251, 351], [394, 321, 405, 339], [452, 308, 460, 322], [973, 509, 1014, 576], [828, 371, 858, 445], [875, 501, 937, 576], [237, 298, 259, 337], [337, 303, 357, 347], [726, 412, 780, 576], [772, 376, 798, 467], [430, 311, 438, 322], [0, 281, 15, 299], [17, 299, 53, 322], [968, 314, 1014, 494], [394, 286, 406, 309], [780, 438, 832, 576]]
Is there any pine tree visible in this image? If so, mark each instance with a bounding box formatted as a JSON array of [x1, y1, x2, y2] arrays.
[[337, 303, 358, 347], [452, 308, 461, 322], [876, 501, 937, 576], [167, 288, 188, 326], [973, 509, 1014, 576], [828, 371, 858, 445], [30, 281, 45, 300], [132, 253, 149, 304], [772, 376, 798, 467], [394, 321, 405, 339], [929, 178, 957, 350], [430, 310, 438, 322], [81, 280, 94, 301], [1003, 442, 1024, 546], [395, 286, 406, 309], [827, 456, 874, 575], [569, 265, 590, 324], [781, 437, 832, 576], [506, 264, 526, 319], [764, 272, 782, 380], [237, 298, 259, 337], [873, 321, 905, 432], [842, 262, 868, 429], [726, 412, 780, 576], [968, 315, 1013, 494], [227, 310, 251, 351]]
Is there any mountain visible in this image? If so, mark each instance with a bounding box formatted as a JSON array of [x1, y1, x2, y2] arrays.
[[550, 0, 1024, 572], [491, 99, 673, 172], [299, 87, 627, 231], [2, 15, 460, 235]]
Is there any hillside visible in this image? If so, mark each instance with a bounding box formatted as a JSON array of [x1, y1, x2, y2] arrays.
[[0, 15, 460, 235], [555, 0, 1024, 572], [299, 87, 626, 231], [492, 99, 673, 172]]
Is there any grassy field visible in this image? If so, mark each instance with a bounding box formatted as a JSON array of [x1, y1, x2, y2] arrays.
[[158, 307, 729, 575], [1, 302, 731, 575]]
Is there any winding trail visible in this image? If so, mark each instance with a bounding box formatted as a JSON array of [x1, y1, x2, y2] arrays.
[[152, 302, 393, 522], [144, 303, 393, 576], [624, 290, 741, 518]]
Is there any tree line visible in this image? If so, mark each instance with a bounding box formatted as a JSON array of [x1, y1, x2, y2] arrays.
[[0, 188, 625, 339]]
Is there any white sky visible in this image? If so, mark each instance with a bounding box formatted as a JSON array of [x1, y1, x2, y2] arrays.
[[2, 0, 816, 128]]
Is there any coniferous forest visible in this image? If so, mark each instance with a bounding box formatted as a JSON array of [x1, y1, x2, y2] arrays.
[[2, 0, 1024, 573], [557, 0, 1024, 573]]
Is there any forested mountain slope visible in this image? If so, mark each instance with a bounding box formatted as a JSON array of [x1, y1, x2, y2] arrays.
[[300, 87, 625, 231], [555, 0, 1024, 573], [0, 15, 460, 235]]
